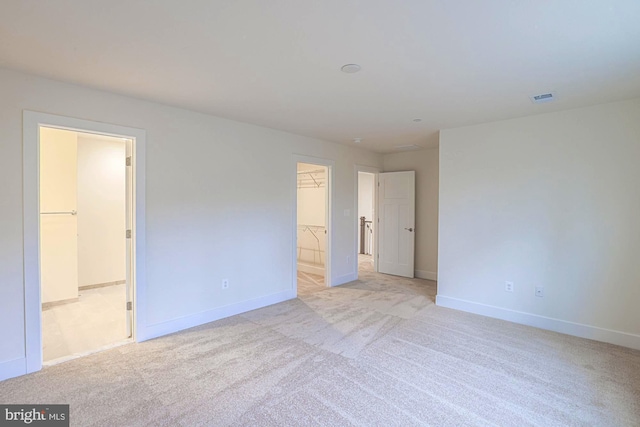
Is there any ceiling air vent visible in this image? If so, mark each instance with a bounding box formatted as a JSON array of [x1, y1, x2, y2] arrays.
[[529, 92, 556, 104], [395, 144, 422, 151]]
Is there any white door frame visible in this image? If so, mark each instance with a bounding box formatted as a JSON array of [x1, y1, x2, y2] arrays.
[[292, 154, 334, 294], [22, 111, 146, 374], [354, 165, 380, 278]]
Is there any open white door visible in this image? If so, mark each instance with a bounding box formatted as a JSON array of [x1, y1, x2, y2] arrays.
[[125, 139, 134, 338], [377, 171, 415, 277]]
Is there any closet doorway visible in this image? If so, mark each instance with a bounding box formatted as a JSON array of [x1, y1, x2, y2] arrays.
[[357, 171, 376, 275], [296, 162, 330, 296], [39, 127, 132, 364]]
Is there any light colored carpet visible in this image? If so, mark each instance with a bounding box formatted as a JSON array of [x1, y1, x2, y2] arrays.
[[1, 260, 639, 426], [297, 270, 325, 296]]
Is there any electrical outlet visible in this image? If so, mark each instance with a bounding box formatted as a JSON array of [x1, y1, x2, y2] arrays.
[[535, 286, 544, 297], [347, 256, 351, 265], [222, 279, 229, 289], [505, 281, 514, 292]]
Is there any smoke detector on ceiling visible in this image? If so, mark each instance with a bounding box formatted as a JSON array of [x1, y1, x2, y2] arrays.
[[529, 91, 557, 104], [353, 138, 362, 144], [341, 64, 361, 73]]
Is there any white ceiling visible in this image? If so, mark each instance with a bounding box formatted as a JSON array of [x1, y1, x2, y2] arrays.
[[1, 1, 639, 153]]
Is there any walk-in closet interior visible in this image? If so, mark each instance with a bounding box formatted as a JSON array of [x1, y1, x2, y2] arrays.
[[296, 162, 327, 295], [40, 127, 130, 364]]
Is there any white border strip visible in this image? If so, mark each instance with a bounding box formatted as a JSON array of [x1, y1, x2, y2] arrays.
[[334, 272, 358, 286], [436, 295, 640, 350], [141, 289, 295, 341], [43, 339, 133, 367], [415, 270, 437, 281], [0, 358, 26, 382]]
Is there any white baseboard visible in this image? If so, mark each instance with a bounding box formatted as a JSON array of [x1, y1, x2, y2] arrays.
[[436, 295, 640, 351], [140, 289, 296, 342], [333, 272, 357, 287], [0, 357, 26, 382], [415, 270, 437, 281], [297, 262, 325, 276]]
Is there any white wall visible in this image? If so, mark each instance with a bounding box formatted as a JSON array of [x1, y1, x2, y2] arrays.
[[0, 67, 382, 379], [357, 172, 374, 254], [39, 127, 78, 304], [383, 147, 439, 280], [438, 98, 640, 349], [77, 135, 126, 287]]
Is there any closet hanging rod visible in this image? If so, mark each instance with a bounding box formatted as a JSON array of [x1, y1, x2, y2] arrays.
[[40, 210, 77, 215], [298, 171, 323, 187], [297, 185, 326, 189], [296, 169, 325, 175]]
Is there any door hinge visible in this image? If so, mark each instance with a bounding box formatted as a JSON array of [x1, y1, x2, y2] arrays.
[[127, 301, 132, 311], [126, 229, 132, 239], [126, 156, 132, 166]]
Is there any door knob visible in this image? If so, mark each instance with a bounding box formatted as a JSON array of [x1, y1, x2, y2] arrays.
[[404, 227, 414, 232]]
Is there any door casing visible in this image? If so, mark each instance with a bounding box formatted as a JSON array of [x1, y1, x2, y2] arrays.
[[23, 111, 146, 374], [292, 154, 334, 294]]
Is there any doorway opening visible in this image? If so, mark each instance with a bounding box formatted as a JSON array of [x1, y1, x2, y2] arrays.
[[296, 162, 329, 296], [39, 126, 133, 365], [357, 171, 376, 276], [23, 111, 145, 375]]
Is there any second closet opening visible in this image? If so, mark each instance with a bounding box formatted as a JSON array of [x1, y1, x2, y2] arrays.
[[296, 162, 328, 296]]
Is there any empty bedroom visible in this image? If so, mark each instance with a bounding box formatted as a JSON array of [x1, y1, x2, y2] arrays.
[[1, 1, 639, 426]]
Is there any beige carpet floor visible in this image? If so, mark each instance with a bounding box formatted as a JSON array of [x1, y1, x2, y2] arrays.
[[1, 258, 639, 426], [297, 270, 326, 297]]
